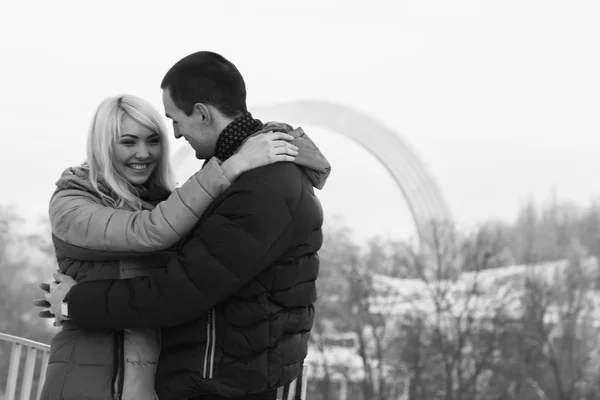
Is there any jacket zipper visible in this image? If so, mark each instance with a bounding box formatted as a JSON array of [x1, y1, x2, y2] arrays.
[[112, 330, 125, 400], [203, 308, 216, 379]]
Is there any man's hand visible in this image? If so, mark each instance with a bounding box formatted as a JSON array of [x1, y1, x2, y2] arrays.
[[33, 272, 77, 324]]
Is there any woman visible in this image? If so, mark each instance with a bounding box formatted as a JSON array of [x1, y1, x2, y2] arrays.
[[40, 94, 307, 400]]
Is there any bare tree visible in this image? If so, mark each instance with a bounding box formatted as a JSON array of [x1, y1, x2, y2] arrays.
[[519, 241, 600, 400], [314, 218, 409, 400], [390, 221, 516, 400]]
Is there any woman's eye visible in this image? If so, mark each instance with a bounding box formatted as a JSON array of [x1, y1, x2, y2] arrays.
[[120, 141, 135, 146]]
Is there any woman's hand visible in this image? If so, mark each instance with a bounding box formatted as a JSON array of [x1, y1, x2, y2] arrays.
[[33, 271, 77, 325], [221, 131, 299, 182]]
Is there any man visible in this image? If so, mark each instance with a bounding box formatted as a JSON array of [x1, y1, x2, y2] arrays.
[[39, 51, 329, 400]]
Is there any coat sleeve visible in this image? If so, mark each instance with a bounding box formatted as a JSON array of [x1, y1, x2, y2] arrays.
[[50, 158, 230, 252], [65, 171, 294, 329], [288, 130, 331, 190]]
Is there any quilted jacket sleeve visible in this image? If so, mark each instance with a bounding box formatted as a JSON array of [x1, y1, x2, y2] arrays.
[[50, 158, 230, 252], [65, 166, 295, 329]]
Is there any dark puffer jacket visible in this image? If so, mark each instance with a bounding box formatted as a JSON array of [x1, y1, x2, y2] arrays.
[[64, 122, 329, 399]]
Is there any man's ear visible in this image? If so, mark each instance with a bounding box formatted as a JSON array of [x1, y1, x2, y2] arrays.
[[193, 103, 211, 123]]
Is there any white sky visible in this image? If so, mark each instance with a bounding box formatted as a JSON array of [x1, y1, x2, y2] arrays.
[[1, 0, 600, 242]]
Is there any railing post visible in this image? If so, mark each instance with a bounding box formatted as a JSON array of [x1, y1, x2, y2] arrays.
[[286, 378, 297, 400], [36, 351, 50, 400], [5, 342, 23, 400], [276, 365, 310, 400], [299, 365, 308, 400], [20, 347, 38, 400]]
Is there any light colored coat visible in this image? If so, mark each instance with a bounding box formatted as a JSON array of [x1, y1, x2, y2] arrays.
[[41, 158, 231, 400]]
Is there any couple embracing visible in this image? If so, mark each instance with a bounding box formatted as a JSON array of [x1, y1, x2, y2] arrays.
[[36, 51, 330, 400]]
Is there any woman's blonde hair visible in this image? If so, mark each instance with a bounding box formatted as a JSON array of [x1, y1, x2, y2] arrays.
[[86, 94, 176, 210]]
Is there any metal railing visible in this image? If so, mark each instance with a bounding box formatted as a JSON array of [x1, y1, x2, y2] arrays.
[[1, 332, 308, 400], [276, 364, 308, 400], [0, 333, 50, 400]]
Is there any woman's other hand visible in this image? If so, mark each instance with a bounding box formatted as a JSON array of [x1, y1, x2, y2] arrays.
[[221, 131, 299, 181]]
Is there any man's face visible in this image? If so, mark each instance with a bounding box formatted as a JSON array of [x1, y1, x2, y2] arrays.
[[162, 89, 217, 160]]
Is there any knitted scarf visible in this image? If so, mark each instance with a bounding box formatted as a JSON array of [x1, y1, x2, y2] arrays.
[[214, 112, 264, 161]]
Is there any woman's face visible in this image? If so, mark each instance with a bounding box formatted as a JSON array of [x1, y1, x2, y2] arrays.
[[112, 115, 162, 186]]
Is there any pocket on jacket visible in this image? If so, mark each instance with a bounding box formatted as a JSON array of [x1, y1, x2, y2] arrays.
[[123, 328, 161, 364]]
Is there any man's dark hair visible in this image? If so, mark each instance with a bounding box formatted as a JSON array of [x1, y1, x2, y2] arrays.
[[161, 51, 247, 118]]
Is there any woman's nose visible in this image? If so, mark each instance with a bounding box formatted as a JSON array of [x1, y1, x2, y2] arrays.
[[135, 144, 150, 159]]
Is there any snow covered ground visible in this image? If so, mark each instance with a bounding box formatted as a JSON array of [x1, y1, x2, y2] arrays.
[[306, 257, 600, 380]]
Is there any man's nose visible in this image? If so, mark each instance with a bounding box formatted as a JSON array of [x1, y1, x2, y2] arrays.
[[173, 127, 182, 139]]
